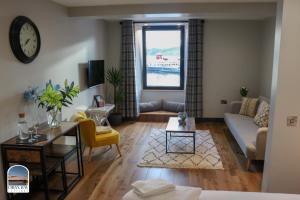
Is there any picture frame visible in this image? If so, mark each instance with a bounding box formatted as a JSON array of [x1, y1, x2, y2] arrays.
[[93, 95, 105, 107]]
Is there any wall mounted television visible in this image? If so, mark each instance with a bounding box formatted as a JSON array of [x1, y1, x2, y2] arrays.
[[87, 60, 104, 88]]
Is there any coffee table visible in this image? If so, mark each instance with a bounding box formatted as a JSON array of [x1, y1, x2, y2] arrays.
[[165, 117, 196, 154]]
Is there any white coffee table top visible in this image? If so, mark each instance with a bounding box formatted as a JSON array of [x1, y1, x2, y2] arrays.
[[166, 117, 196, 133]]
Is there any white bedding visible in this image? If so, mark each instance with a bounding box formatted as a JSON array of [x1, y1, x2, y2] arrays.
[[200, 190, 300, 200], [123, 186, 300, 200], [123, 186, 201, 200]]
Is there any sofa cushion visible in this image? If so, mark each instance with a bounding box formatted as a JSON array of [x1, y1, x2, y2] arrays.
[[162, 100, 185, 113], [254, 101, 270, 127], [224, 113, 257, 158], [140, 100, 162, 113], [259, 96, 269, 104], [239, 97, 258, 117]]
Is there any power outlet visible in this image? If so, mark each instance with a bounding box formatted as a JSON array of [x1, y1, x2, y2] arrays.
[[220, 99, 228, 104], [287, 116, 298, 127]]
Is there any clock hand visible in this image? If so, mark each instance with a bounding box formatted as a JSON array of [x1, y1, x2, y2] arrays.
[[25, 39, 30, 46]]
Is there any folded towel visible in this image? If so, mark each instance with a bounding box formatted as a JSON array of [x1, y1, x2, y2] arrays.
[[132, 179, 176, 198], [123, 185, 202, 200]]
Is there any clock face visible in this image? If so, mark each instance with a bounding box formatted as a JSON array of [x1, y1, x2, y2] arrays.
[[9, 16, 41, 64], [20, 23, 38, 58]]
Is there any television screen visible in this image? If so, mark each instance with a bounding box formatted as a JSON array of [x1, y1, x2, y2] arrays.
[[88, 60, 104, 88]]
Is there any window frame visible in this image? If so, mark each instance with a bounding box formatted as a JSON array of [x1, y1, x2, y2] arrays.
[[142, 25, 185, 90]]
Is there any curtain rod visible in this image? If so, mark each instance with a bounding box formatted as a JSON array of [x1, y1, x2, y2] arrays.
[[119, 20, 188, 24]]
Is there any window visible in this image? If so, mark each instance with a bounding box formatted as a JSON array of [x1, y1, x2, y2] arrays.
[[142, 25, 185, 90]]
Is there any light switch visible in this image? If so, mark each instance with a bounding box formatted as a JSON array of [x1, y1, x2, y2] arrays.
[[287, 116, 298, 127], [220, 99, 227, 104]]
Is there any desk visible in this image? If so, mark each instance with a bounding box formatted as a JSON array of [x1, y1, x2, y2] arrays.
[[1, 122, 84, 200]]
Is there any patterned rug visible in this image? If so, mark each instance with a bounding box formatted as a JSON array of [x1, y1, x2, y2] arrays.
[[138, 129, 224, 170]]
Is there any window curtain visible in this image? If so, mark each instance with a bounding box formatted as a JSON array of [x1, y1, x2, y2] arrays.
[[134, 24, 143, 116], [120, 20, 138, 118], [185, 19, 204, 118]]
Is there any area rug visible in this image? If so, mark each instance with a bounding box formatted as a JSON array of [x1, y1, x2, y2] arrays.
[[138, 129, 224, 170]]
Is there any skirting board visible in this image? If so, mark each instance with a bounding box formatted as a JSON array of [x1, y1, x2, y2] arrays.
[[132, 115, 224, 123], [196, 118, 224, 123]]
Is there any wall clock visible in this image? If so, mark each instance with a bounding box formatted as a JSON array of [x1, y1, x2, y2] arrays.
[[9, 16, 41, 64]]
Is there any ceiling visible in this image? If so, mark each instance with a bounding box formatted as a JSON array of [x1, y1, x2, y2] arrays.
[[52, 0, 276, 7], [52, 0, 277, 20]]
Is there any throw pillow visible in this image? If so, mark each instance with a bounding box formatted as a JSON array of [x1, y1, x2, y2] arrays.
[[254, 101, 270, 127], [70, 111, 87, 122], [239, 97, 259, 117], [162, 100, 185, 113], [139, 100, 162, 113]]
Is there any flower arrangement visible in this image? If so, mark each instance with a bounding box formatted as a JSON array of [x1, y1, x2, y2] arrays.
[[178, 112, 187, 126], [38, 80, 80, 127], [240, 87, 249, 97], [24, 87, 40, 103]]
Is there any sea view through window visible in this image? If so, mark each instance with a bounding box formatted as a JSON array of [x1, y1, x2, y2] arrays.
[[143, 25, 185, 90]]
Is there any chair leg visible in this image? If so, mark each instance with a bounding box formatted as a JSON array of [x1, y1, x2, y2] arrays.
[[246, 158, 252, 171], [116, 144, 122, 157], [88, 147, 93, 162]]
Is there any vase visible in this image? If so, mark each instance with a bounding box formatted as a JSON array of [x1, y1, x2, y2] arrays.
[[47, 110, 62, 128]]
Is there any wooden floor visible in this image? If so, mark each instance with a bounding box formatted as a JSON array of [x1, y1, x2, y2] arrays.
[[65, 121, 262, 200]]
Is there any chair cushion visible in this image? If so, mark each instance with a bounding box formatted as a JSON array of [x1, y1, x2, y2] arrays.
[[254, 101, 270, 127], [239, 97, 258, 117], [140, 100, 162, 112], [224, 113, 258, 157], [96, 126, 112, 135], [162, 100, 185, 113], [95, 128, 120, 146]]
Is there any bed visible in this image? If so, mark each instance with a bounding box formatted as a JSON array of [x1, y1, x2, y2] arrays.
[[200, 190, 300, 200], [123, 186, 300, 200]]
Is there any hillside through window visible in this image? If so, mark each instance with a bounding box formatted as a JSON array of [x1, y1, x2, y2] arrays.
[[142, 25, 185, 90]]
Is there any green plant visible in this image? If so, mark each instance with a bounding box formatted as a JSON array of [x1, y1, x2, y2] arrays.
[[38, 80, 80, 112], [181, 112, 187, 121], [106, 67, 123, 113], [240, 86, 249, 97]]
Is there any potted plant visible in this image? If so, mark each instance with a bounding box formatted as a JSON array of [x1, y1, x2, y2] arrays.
[[178, 112, 187, 126], [240, 86, 249, 98], [106, 67, 123, 125], [38, 80, 80, 128]]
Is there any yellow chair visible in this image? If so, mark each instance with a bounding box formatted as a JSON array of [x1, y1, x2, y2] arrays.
[[70, 111, 121, 161]]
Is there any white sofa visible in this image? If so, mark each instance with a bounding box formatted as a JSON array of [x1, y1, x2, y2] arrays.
[[224, 96, 269, 170]]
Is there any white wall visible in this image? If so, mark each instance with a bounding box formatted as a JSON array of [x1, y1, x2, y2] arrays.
[[106, 20, 263, 117], [107, 22, 121, 67], [259, 18, 275, 98], [105, 21, 121, 103], [203, 20, 262, 117], [0, 0, 107, 197], [262, 0, 300, 193]]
